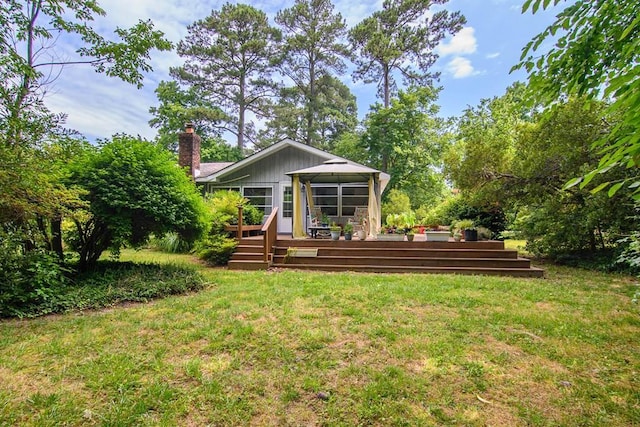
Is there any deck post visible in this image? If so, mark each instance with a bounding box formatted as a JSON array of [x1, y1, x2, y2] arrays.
[[237, 205, 243, 239]]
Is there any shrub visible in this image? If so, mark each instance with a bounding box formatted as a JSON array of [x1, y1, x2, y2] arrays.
[[0, 229, 70, 318], [149, 232, 192, 253], [205, 190, 263, 234], [193, 234, 238, 266], [1, 259, 207, 318]]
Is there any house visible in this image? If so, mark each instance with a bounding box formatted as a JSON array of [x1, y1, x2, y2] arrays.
[[178, 127, 389, 237]]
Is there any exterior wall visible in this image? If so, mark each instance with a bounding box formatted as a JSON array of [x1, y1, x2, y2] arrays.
[[203, 146, 331, 233]]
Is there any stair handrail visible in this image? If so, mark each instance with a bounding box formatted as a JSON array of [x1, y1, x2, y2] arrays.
[[261, 207, 278, 263]]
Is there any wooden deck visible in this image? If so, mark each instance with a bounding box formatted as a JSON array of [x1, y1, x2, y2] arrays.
[[228, 235, 544, 277]]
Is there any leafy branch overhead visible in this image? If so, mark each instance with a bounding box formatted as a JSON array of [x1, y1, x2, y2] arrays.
[[513, 0, 640, 199]]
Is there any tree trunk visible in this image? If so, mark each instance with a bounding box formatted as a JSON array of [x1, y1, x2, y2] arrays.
[[307, 58, 316, 146], [51, 217, 64, 260], [238, 72, 246, 150]]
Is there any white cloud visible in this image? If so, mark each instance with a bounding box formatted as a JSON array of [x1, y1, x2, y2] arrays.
[[486, 52, 501, 59], [437, 27, 477, 57], [445, 57, 479, 79]]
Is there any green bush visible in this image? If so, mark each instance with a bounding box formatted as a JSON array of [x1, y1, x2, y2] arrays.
[[1, 259, 206, 318], [205, 190, 263, 234], [0, 229, 70, 318], [149, 232, 192, 253], [193, 234, 238, 266]]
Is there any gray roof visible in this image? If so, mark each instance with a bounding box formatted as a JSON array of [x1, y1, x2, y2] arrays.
[[286, 159, 389, 184], [198, 162, 234, 178]]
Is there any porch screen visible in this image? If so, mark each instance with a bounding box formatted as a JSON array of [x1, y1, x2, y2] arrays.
[[341, 186, 368, 216], [312, 186, 338, 216]]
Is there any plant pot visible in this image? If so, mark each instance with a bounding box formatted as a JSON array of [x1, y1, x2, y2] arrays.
[[425, 231, 450, 242], [406, 234, 415, 242], [356, 230, 366, 240], [344, 232, 352, 240], [453, 234, 462, 242], [330, 230, 341, 240], [377, 233, 404, 241], [464, 229, 478, 241]]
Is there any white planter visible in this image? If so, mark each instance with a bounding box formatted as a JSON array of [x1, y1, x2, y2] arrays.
[[425, 231, 450, 242], [377, 233, 404, 241], [356, 230, 366, 240]]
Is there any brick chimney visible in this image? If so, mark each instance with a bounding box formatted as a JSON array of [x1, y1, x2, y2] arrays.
[[178, 122, 201, 179]]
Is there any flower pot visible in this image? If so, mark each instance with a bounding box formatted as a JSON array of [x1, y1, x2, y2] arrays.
[[464, 229, 478, 241], [330, 230, 340, 240], [377, 233, 404, 241], [425, 231, 450, 242], [356, 230, 366, 240], [344, 232, 352, 241], [406, 234, 415, 242]]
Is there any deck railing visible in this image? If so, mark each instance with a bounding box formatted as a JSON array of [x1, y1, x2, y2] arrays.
[[261, 207, 278, 263]]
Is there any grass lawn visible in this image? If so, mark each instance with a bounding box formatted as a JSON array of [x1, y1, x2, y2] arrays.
[[1, 249, 639, 425]]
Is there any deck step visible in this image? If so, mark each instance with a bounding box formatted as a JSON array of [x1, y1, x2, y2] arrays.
[[273, 255, 531, 268], [228, 260, 269, 270], [270, 263, 544, 277]]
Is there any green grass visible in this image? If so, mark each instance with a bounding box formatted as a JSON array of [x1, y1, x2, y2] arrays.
[[1, 249, 639, 425]]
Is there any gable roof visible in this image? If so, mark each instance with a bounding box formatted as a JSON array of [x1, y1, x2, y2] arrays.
[[196, 138, 351, 183], [198, 162, 234, 179]]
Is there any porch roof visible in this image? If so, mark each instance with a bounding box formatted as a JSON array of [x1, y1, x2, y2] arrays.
[[286, 159, 390, 184]]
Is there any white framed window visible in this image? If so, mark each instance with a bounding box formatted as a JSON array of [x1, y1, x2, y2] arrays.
[[243, 187, 273, 215], [283, 186, 293, 218]]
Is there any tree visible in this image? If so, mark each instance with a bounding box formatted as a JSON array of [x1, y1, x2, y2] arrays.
[[173, 3, 281, 150], [0, 0, 172, 267], [444, 83, 534, 203], [149, 80, 227, 151], [513, 0, 640, 199], [148, 80, 242, 162], [275, 0, 350, 146], [361, 86, 448, 207], [349, 0, 465, 108], [260, 74, 357, 150], [67, 136, 207, 271], [0, 0, 172, 148]]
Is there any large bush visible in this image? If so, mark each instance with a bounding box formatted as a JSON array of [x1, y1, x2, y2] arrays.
[[66, 136, 208, 270], [0, 228, 69, 317]]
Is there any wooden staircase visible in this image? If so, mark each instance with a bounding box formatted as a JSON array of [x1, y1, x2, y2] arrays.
[[228, 238, 270, 270]]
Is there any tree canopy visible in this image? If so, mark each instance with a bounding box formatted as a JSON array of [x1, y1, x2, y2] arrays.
[[513, 0, 640, 199], [173, 3, 281, 150], [349, 0, 465, 107]]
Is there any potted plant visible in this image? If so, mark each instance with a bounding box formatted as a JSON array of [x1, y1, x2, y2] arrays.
[[330, 222, 341, 240], [321, 213, 330, 227], [406, 229, 415, 242], [453, 231, 462, 242], [456, 219, 477, 241], [343, 222, 354, 240]]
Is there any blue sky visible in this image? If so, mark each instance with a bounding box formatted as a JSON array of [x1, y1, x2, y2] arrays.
[[44, 0, 566, 144]]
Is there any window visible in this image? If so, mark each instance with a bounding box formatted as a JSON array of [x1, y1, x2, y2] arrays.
[[243, 187, 272, 215], [312, 186, 338, 216], [341, 186, 369, 216], [283, 186, 293, 218]]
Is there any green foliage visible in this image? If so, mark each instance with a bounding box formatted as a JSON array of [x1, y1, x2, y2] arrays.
[[1, 261, 205, 318], [173, 3, 281, 149], [514, 0, 640, 199], [193, 234, 238, 266], [362, 87, 448, 206], [381, 189, 411, 219], [204, 190, 262, 234], [149, 232, 192, 254], [349, 0, 465, 106], [270, 0, 353, 148], [68, 135, 207, 270], [148, 80, 228, 152], [0, 228, 69, 318]]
